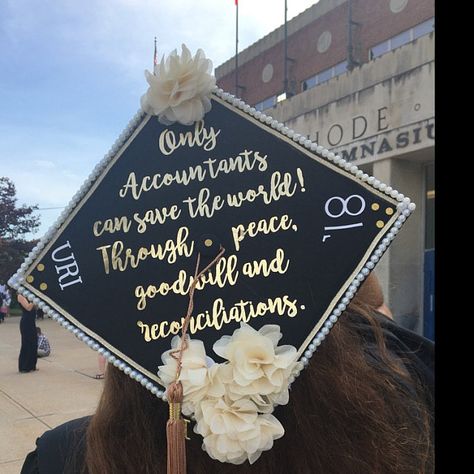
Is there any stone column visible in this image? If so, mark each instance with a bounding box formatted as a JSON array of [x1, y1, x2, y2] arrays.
[[372, 158, 424, 333]]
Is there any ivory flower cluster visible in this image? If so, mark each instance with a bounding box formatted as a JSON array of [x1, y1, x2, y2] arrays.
[[158, 324, 302, 465], [140, 44, 216, 126]]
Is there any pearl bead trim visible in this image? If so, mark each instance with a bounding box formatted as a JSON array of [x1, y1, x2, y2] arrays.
[[214, 90, 415, 377], [8, 87, 415, 398]]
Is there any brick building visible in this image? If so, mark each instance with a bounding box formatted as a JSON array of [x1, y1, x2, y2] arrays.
[[216, 0, 435, 338]]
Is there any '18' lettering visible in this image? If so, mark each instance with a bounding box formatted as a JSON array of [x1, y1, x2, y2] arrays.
[[322, 195, 365, 242]]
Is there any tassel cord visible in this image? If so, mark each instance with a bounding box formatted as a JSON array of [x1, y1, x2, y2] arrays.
[[166, 246, 225, 474]]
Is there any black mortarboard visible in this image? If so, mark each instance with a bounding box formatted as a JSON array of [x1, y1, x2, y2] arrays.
[[9, 47, 415, 393], [8, 44, 415, 467]]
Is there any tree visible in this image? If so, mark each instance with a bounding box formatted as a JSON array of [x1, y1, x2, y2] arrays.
[[0, 177, 40, 284], [0, 238, 38, 284], [0, 177, 40, 239]]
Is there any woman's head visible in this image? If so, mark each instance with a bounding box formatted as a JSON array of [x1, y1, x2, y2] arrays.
[[351, 272, 393, 319], [84, 307, 433, 474]]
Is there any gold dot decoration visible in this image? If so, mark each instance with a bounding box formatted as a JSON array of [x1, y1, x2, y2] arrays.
[[385, 207, 394, 216], [204, 238, 213, 248], [26, 275, 34, 283], [376, 220, 385, 229], [37, 263, 45, 271], [40, 283, 48, 291], [371, 203, 380, 211]]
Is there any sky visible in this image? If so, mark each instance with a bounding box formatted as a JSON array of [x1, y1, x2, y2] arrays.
[[0, 0, 319, 239]]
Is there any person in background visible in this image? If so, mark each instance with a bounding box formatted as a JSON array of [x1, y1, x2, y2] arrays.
[[37, 327, 51, 357], [0, 286, 11, 322], [17, 294, 38, 373], [95, 354, 106, 379], [0, 291, 4, 323]]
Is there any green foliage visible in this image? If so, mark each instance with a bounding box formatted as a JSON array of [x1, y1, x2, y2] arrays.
[[0, 177, 40, 284], [0, 177, 40, 239]]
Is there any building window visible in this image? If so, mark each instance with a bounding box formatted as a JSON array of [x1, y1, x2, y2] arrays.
[[390, 30, 411, 49], [334, 61, 348, 76], [370, 17, 434, 59], [255, 95, 277, 111], [318, 68, 332, 83], [303, 76, 318, 90], [424, 162, 435, 251], [370, 41, 389, 58], [414, 18, 435, 40], [302, 60, 347, 92]]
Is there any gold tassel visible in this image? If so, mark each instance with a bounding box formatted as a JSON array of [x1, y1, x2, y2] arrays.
[[166, 381, 187, 474], [165, 248, 225, 474]]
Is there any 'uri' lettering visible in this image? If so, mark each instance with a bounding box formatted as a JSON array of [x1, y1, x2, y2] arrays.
[[51, 241, 83, 291]]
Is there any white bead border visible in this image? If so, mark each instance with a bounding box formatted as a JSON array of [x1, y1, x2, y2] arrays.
[[295, 205, 414, 373], [213, 87, 415, 381], [7, 108, 166, 400], [8, 87, 415, 400]]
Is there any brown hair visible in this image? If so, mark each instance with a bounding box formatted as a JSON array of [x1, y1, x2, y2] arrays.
[[83, 305, 433, 474], [354, 272, 384, 309]]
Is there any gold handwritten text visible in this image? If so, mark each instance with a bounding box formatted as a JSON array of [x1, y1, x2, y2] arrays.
[[183, 171, 297, 219], [118, 150, 267, 201], [93, 216, 132, 237], [96, 226, 194, 274], [133, 205, 182, 233], [136, 295, 299, 341], [135, 255, 239, 310], [231, 215, 293, 251], [242, 249, 290, 278], [159, 120, 221, 156]]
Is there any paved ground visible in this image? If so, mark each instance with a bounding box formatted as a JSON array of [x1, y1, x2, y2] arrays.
[[0, 316, 103, 474]]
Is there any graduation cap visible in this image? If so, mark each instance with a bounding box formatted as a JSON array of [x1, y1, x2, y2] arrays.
[[8, 44, 415, 468]]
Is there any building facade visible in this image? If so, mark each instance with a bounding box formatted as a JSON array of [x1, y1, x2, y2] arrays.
[[216, 0, 435, 337]]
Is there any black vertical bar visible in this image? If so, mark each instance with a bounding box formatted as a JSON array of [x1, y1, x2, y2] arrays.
[[347, 0, 354, 70], [235, 2, 239, 96], [284, 0, 288, 95]]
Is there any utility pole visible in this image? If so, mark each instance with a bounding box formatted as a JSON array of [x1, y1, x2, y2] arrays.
[[284, 0, 288, 95], [235, 0, 239, 95], [284, 0, 295, 97], [347, 0, 361, 71]]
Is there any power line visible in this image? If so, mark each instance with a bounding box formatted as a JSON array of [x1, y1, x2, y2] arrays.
[[35, 207, 65, 211]]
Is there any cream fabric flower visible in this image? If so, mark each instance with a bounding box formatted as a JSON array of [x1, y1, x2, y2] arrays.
[[140, 44, 216, 125], [158, 336, 225, 416], [247, 360, 304, 413], [213, 324, 299, 399], [194, 398, 284, 464], [158, 324, 301, 465]]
